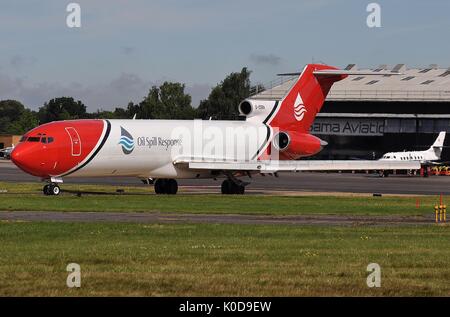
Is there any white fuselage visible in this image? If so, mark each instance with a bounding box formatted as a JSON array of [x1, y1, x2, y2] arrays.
[[379, 131, 445, 165], [379, 150, 438, 164], [71, 119, 270, 179]]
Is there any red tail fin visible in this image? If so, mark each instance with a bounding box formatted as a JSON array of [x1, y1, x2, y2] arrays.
[[268, 64, 346, 133]]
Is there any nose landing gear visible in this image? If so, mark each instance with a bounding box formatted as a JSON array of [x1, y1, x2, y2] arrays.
[[43, 183, 61, 196]]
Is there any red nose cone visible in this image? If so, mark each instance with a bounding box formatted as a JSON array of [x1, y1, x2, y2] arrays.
[[10, 147, 23, 167], [11, 143, 49, 177], [11, 146, 36, 176]]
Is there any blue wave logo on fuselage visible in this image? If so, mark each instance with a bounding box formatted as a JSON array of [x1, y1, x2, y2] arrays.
[[119, 126, 135, 155]]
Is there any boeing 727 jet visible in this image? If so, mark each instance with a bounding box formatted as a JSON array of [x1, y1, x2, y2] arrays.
[[10, 64, 419, 195]]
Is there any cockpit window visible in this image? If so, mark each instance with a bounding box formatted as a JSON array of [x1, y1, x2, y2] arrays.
[[20, 136, 28, 142], [41, 137, 54, 144], [27, 137, 40, 142]]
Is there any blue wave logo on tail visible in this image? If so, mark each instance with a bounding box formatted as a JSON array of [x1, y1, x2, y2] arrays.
[[119, 126, 135, 155]]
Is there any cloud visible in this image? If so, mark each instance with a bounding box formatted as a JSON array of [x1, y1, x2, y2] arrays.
[[249, 53, 282, 66], [120, 46, 135, 55], [10, 55, 37, 70], [0, 71, 210, 111]]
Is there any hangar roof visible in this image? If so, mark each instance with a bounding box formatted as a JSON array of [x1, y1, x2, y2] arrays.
[[251, 64, 450, 102]]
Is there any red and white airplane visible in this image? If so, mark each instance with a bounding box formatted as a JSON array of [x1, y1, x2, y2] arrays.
[[11, 64, 419, 195]]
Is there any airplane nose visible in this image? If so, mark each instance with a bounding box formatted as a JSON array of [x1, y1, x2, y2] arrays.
[[10, 146, 39, 176], [10, 148, 22, 166]]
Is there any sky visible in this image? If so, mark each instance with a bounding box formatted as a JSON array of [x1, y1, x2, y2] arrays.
[[0, 0, 449, 111]]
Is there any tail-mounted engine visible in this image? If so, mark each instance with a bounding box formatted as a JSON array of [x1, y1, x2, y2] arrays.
[[272, 131, 327, 160], [238, 99, 278, 122]]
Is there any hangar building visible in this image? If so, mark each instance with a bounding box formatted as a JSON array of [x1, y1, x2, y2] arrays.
[[252, 64, 450, 160]]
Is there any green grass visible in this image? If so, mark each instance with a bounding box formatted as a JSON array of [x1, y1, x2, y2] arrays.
[[0, 221, 449, 296], [0, 181, 445, 216]]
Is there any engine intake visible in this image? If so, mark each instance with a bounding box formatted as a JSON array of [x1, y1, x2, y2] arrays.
[[239, 100, 252, 116], [273, 132, 291, 151], [238, 99, 275, 120]]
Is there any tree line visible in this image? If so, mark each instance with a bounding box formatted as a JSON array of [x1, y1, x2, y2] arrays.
[[0, 68, 256, 135]]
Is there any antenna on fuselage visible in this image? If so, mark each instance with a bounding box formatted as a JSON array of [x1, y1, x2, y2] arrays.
[[132, 113, 137, 120]]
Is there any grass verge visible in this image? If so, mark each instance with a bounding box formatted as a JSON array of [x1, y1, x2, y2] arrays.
[[0, 181, 445, 216], [0, 221, 449, 296]]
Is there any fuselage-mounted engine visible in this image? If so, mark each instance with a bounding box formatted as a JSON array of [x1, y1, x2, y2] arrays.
[[272, 131, 328, 160]]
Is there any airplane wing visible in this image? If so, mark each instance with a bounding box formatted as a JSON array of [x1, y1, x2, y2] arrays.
[[174, 159, 420, 173], [421, 160, 450, 166]]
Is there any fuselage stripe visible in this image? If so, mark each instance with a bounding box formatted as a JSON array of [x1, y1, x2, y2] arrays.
[[263, 101, 279, 124], [251, 101, 279, 160]]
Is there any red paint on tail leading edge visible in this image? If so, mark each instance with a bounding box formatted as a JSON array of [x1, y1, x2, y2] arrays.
[[264, 64, 347, 160], [269, 64, 347, 133]]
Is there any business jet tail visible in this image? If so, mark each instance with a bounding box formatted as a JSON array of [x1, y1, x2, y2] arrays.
[[427, 131, 446, 159]]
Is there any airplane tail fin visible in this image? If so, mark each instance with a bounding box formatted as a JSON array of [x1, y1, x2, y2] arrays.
[[428, 131, 446, 159], [269, 64, 348, 133], [269, 64, 400, 133]]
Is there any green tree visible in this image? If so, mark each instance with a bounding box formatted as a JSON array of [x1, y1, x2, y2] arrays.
[[196, 67, 252, 120], [0, 100, 26, 133], [123, 102, 140, 119], [137, 82, 195, 119], [5, 109, 39, 135], [88, 103, 139, 119], [38, 97, 87, 123], [90, 109, 116, 119], [0, 100, 39, 134]]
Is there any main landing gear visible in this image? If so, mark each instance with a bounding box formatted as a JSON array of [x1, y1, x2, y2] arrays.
[[153, 178, 247, 195], [221, 179, 245, 194], [221, 179, 246, 195], [220, 172, 249, 195], [154, 179, 178, 195], [379, 170, 390, 178], [43, 183, 61, 196]]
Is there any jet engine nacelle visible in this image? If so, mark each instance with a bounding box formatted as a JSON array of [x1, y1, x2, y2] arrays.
[[238, 99, 276, 121], [272, 131, 327, 160]]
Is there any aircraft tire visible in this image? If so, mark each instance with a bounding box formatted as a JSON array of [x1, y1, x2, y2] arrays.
[[154, 179, 165, 194], [221, 180, 232, 194], [43, 184, 50, 195], [221, 180, 245, 195], [231, 183, 245, 195], [167, 179, 178, 195], [50, 184, 61, 196]]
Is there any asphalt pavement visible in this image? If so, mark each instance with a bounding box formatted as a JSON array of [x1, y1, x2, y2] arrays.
[[1, 159, 449, 195]]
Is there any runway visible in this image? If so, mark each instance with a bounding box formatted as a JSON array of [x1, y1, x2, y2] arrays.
[[1, 160, 450, 195], [0, 211, 433, 226]]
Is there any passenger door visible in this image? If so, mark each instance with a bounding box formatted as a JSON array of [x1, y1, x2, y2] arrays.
[[65, 127, 82, 156]]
